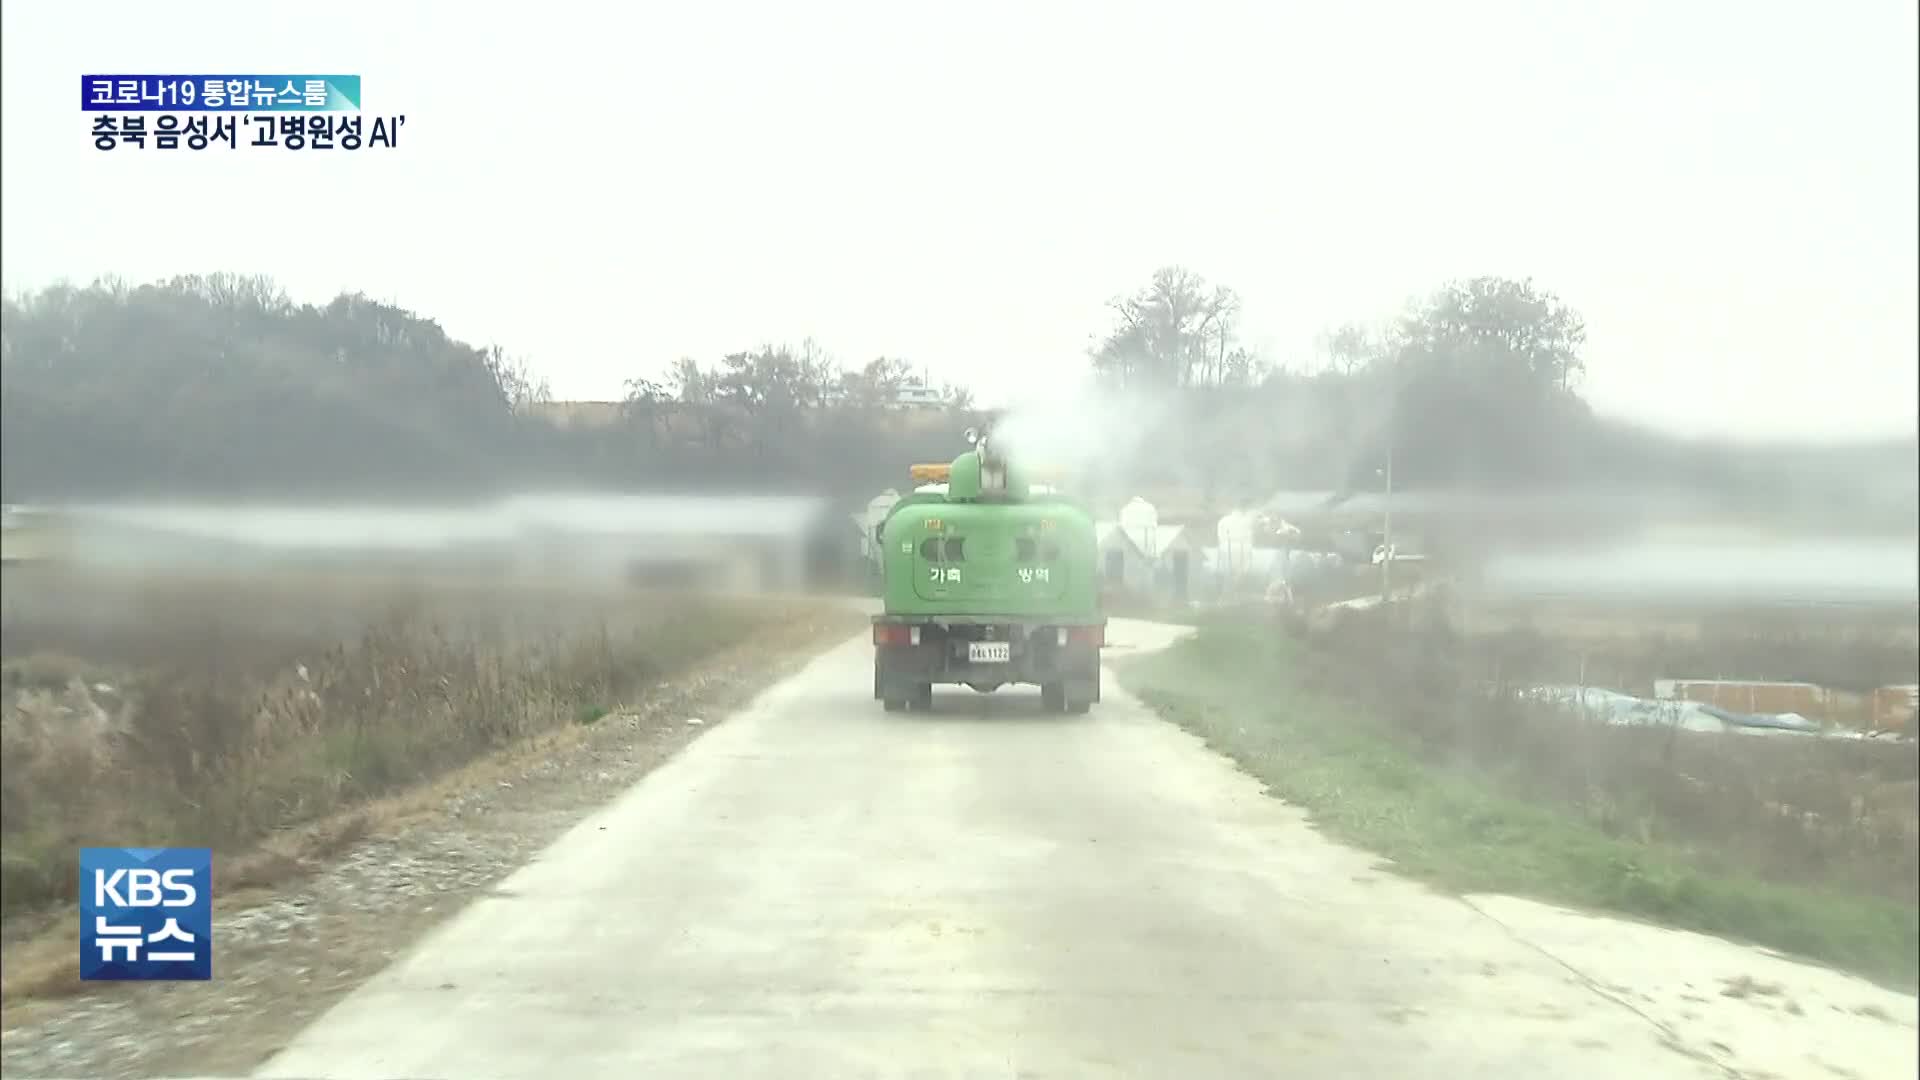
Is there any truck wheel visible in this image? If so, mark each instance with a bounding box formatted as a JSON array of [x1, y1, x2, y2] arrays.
[[1040, 682, 1065, 712], [912, 682, 934, 711], [1063, 665, 1098, 714], [882, 697, 907, 712]]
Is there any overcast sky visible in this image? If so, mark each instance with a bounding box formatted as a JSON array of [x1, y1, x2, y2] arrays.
[[4, 0, 1915, 440]]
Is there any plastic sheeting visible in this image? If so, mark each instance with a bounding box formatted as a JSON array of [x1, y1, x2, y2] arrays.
[[1522, 685, 1837, 737]]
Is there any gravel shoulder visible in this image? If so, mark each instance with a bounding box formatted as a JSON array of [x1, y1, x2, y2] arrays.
[[0, 604, 862, 1080]]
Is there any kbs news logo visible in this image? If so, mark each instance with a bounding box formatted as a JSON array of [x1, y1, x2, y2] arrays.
[[78, 847, 212, 981]]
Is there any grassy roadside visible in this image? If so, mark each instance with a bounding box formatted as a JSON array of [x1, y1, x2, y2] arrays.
[[1, 594, 863, 1009], [1115, 621, 1920, 990], [1, 577, 860, 925]]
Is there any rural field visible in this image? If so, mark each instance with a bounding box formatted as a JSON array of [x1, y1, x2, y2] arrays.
[[0, 562, 864, 964], [1120, 584, 1920, 987]]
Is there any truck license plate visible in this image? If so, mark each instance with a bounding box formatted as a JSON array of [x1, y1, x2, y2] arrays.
[[968, 641, 1011, 664]]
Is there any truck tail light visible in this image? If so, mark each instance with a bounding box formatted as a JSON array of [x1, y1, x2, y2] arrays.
[[874, 624, 922, 647], [1067, 624, 1104, 648]]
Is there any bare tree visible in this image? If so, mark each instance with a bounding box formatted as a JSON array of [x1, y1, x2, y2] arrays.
[[485, 345, 553, 414], [1090, 266, 1247, 389]]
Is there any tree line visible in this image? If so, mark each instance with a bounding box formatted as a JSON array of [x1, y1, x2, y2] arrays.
[[1, 270, 1907, 520], [0, 275, 973, 501], [1075, 267, 1911, 518]]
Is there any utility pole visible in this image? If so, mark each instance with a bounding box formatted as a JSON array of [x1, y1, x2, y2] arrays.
[[1379, 340, 1399, 602], [1380, 447, 1393, 600]]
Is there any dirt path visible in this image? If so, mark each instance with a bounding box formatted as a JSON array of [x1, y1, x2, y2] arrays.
[[252, 619, 1917, 1080]]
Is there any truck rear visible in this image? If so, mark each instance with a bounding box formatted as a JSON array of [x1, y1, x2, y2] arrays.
[[871, 425, 1106, 713]]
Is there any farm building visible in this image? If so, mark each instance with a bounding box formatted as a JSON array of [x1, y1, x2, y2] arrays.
[[1197, 545, 1284, 592], [1095, 522, 1153, 594], [1091, 497, 1364, 605], [1653, 679, 1918, 737], [1150, 525, 1198, 602], [1215, 510, 1258, 580], [1653, 679, 1829, 719], [856, 490, 901, 562], [1095, 497, 1201, 602], [1872, 685, 1918, 733]]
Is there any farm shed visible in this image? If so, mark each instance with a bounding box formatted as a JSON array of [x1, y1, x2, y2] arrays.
[[1095, 497, 1201, 602], [1870, 684, 1917, 733], [1095, 522, 1154, 594], [1653, 679, 1830, 719], [1148, 524, 1198, 603]]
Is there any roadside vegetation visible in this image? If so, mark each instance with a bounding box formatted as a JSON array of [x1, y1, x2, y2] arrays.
[[1115, 598, 1920, 988], [0, 569, 853, 925]]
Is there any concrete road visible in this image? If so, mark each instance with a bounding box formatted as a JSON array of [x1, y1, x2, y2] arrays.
[[254, 619, 1914, 1080]]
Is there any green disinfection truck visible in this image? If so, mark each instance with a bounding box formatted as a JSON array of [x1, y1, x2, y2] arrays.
[[871, 421, 1106, 713]]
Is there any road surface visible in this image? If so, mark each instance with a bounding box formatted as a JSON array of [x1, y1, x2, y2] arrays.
[[253, 618, 1915, 1080]]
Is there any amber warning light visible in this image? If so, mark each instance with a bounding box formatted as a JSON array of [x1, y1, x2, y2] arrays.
[[909, 463, 951, 484]]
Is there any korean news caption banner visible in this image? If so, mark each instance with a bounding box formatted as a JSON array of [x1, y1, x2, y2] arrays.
[[79, 847, 213, 981], [81, 75, 404, 151]]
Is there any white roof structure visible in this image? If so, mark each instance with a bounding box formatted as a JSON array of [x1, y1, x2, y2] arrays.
[[1095, 521, 1144, 556], [1153, 524, 1192, 553], [1098, 503, 1198, 562], [1199, 545, 1287, 581], [1118, 495, 1157, 531], [1216, 510, 1256, 577], [1109, 497, 1170, 558]]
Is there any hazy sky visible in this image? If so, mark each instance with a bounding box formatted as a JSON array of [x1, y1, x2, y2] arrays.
[[4, 0, 1915, 440]]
